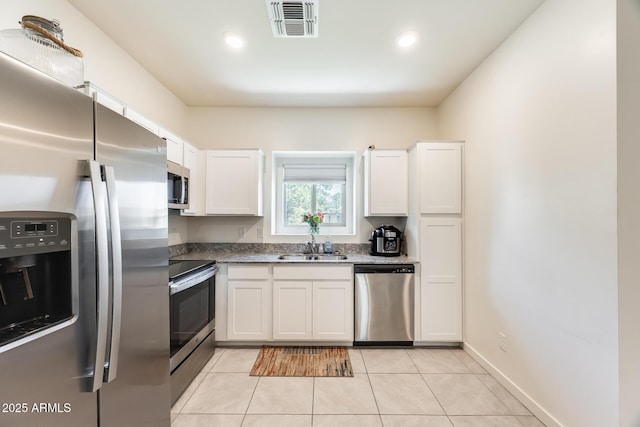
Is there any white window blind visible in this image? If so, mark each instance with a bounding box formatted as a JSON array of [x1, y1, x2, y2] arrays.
[[283, 164, 347, 183]]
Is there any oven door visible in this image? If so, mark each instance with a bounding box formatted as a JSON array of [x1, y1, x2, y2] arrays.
[[169, 267, 215, 371]]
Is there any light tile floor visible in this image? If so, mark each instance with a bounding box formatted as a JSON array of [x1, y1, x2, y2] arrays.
[[171, 347, 546, 427]]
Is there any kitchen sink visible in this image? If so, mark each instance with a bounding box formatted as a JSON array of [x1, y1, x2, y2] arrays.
[[278, 254, 348, 261]]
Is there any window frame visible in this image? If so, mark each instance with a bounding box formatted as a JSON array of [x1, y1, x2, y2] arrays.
[[272, 151, 356, 236]]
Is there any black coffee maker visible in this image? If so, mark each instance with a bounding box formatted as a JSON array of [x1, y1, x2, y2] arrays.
[[369, 225, 402, 256]]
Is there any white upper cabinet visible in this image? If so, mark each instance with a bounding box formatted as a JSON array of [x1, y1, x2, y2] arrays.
[[205, 149, 264, 216], [159, 127, 184, 165], [81, 82, 125, 115], [417, 143, 462, 214], [124, 107, 159, 135], [363, 149, 409, 216]]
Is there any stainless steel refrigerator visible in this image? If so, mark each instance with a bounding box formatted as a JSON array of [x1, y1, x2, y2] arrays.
[[0, 52, 170, 426]]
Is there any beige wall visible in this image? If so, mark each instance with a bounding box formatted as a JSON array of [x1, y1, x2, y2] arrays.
[[437, 0, 618, 426], [617, 1, 640, 426], [6, 2, 637, 424], [184, 107, 437, 244], [0, 2, 437, 246], [1, 0, 189, 136]]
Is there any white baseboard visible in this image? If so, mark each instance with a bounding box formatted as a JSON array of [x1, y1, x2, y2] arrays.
[[463, 342, 564, 427]]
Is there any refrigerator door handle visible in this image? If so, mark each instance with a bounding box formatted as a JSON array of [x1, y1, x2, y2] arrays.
[[86, 160, 109, 392], [103, 165, 122, 383]]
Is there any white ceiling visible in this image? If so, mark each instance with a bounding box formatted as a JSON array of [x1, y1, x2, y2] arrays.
[[67, 0, 544, 108]]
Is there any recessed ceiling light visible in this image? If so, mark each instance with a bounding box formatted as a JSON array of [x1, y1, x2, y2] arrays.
[[223, 32, 245, 49], [396, 31, 418, 48]]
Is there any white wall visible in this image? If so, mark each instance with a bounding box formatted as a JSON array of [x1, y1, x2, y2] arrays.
[[185, 107, 437, 244], [1, 0, 189, 136], [436, 0, 618, 426], [617, 1, 640, 426]]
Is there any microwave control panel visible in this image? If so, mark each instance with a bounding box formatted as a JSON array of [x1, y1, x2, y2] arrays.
[[0, 213, 73, 257]]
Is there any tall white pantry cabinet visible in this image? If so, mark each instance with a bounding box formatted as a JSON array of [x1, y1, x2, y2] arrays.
[[406, 141, 463, 343]]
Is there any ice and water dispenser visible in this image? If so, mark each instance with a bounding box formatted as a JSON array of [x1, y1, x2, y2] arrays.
[[0, 212, 74, 348]]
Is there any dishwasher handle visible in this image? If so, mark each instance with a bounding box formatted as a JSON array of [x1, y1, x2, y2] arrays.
[[354, 264, 414, 274]]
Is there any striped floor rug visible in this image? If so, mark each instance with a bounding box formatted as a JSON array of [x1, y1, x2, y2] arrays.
[[249, 346, 353, 377]]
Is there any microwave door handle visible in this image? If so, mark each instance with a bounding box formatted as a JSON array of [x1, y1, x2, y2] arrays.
[[181, 175, 186, 205], [103, 165, 122, 383], [86, 160, 108, 392]]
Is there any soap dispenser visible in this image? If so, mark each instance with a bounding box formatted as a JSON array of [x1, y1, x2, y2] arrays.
[[323, 235, 333, 254]]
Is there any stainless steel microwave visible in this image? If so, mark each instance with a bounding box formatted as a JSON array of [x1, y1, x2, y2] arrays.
[[167, 161, 190, 210]]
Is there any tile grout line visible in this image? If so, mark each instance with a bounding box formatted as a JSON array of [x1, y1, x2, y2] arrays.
[[407, 347, 456, 422], [452, 345, 534, 418], [361, 353, 385, 422], [241, 366, 261, 426], [472, 372, 519, 417], [417, 368, 450, 421], [311, 376, 315, 426]]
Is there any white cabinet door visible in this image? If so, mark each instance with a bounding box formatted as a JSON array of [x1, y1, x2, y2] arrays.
[[165, 138, 183, 165], [125, 108, 159, 136], [227, 280, 271, 340], [82, 83, 125, 115], [160, 128, 184, 165], [272, 265, 353, 342], [181, 142, 200, 215], [418, 143, 462, 214], [205, 150, 264, 216], [272, 281, 313, 340], [420, 218, 462, 341], [313, 281, 354, 341], [364, 150, 409, 216]]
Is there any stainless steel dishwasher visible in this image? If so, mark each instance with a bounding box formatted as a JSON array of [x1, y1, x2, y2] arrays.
[[354, 264, 415, 346]]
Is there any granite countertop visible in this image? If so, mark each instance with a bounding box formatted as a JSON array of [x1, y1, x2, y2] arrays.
[[169, 243, 418, 265], [171, 251, 417, 265]]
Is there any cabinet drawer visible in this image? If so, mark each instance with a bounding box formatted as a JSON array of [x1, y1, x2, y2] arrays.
[[273, 265, 352, 280], [228, 265, 270, 280]]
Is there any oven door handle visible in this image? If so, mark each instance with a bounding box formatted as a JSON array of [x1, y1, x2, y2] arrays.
[[169, 266, 217, 295]]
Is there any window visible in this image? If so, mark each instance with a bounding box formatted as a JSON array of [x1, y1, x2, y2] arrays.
[[273, 152, 355, 235]]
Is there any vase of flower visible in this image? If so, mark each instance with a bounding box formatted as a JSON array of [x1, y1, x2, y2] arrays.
[[302, 211, 324, 235]]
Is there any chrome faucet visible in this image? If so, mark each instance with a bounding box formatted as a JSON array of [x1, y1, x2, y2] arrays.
[[307, 234, 318, 254]]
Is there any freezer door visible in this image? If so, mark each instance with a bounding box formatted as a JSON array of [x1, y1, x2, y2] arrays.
[[0, 54, 98, 425], [94, 104, 171, 426]]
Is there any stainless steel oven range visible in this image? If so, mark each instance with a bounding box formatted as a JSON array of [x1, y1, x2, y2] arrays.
[[169, 260, 216, 405]]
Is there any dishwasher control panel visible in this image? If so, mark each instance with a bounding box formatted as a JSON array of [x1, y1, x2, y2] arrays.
[[392, 266, 414, 274], [354, 264, 415, 274]]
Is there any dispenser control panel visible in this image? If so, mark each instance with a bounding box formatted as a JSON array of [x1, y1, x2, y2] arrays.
[[11, 220, 58, 238], [0, 213, 73, 256]]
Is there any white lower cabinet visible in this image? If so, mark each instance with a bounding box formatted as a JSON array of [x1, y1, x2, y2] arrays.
[[227, 265, 271, 340], [313, 281, 353, 340], [273, 281, 313, 340], [419, 218, 462, 341], [272, 265, 354, 342]]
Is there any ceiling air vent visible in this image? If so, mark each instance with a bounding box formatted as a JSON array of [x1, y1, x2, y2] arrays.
[[266, 0, 319, 38]]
